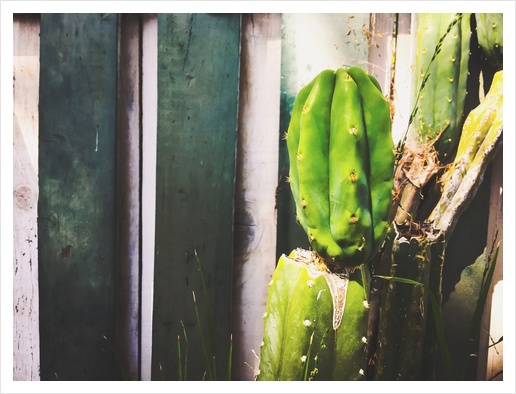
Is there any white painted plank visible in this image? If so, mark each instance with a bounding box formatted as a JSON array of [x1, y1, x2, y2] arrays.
[[141, 13, 158, 382], [232, 13, 282, 381], [367, 13, 395, 98], [13, 14, 40, 381], [390, 14, 415, 146]]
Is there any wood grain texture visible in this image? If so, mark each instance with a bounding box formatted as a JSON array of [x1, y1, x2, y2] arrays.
[[477, 150, 503, 381], [115, 13, 141, 381], [38, 13, 118, 381], [152, 13, 240, 381], [276, 13, 371, 261], [390, 13, 413, 145], [13, 13, 41, 381], [368, 13, 395, 97], [232, 13, 282, 381]]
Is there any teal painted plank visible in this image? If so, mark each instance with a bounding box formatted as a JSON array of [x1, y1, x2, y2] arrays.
[[38, 13, 118, 380], [152, 13, 240, 381], [276, 14, 371, 261]]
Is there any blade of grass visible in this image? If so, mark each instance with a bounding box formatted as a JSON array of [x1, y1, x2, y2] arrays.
[[299, 332, 314, 381], [195, 250, 217, 380], [177, 335, 182, 381], [227, 334, 233, 381], [461, 242, 500, 380], [159, 363, 164, 381], [193, 290, 213, 380], [103, 335, 129, 381], [309, 328, 329, 381], [374, 275, 454, 380], [471, 336, 503, 357], [180, 320, 189, 381]]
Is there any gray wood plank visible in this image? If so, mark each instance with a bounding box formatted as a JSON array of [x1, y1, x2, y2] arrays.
[[232, 13, 282, 381], [152, 13, 240, 381], [38, 13, 118, 381]]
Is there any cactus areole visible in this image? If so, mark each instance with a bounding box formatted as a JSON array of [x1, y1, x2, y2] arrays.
[[286, 67, 395, 268]]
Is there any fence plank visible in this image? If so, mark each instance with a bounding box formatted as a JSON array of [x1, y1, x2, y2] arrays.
[[38, 13, 118, 380], [232, 13, 281, 381], [390, 13, 414, 145], [13, 13, 41, 381], [152, 13, 241, 381], [141, 13, 158, 382], [367, 14, 395, 98], [275, 13, 371, 261], [477, 150, 503, 381], [115, 13, 142, 381]]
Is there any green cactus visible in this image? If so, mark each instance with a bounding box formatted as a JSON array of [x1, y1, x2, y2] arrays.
[[475, 13, 503, 70], [286, 66, 395, 268], [258, 66, 395, 381], [411, 13, 471, 164], [374, 224, 445, 380], [428, 70, 503, 240], [257, 249, 370, 381]]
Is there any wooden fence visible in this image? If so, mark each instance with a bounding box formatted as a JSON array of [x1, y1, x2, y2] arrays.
[[12, 13, 503, 382]]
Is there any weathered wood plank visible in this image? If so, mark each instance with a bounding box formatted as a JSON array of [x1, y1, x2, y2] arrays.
[[13, 13, 41, 381], [390, 13, 413, 145], [141, 13, 158, 382], [152, 13, 240, 381], [38, 13, 118, 380], [477, 150, 503, 381], [115, 13, 141, 381], [368, 13, 395, 98], [232, 13, 281, 381], [276, 13, 371, 261]]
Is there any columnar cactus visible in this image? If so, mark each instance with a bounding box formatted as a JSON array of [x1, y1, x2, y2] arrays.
[[257, 249, 369, 381], [475, 13, 503, 70], [374, 225, 445, 380], [411, 13, 471, 164], [428, 70, 503, 240], [286, 67, 395, 268], [258, 66, 395, 381]]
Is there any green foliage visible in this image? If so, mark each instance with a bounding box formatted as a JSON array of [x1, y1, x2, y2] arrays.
[[174, 251, 232, 381]]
